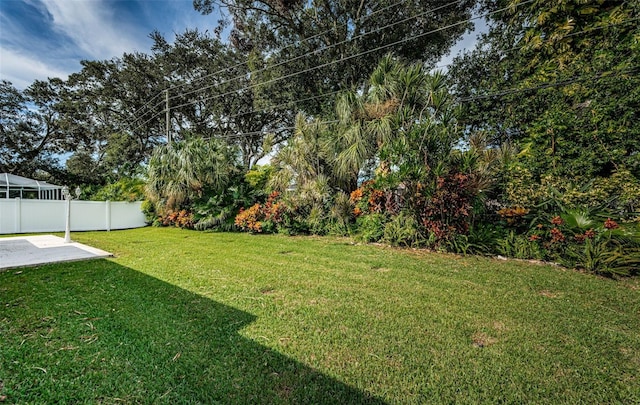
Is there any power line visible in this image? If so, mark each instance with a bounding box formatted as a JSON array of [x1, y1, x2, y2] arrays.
[[168, 0, 537, 111], [200, 120, 339, 141], [162, 0, 413, 94], [171, 0, 467, 101], [225, 90, 343, 122], [430, 16, 640, 71], [124, 95, 168, 129], [138, 0, 636, 128], [128, 2, 637, 135], [197, 67, 639, 142], [127, 0, 421, 129], [457, 66, 640, 102]]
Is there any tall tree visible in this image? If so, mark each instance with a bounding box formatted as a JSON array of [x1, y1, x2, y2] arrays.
[[449, 0, 640, 180], [150, 29, 288, 168], [194, 0, 476, 115], [0, 80, 66, 180]]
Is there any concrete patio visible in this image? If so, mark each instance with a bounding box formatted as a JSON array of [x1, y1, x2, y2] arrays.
[[0, 235, 112, 270]]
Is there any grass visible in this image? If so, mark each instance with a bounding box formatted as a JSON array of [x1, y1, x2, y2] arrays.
[[1, 227, 639, 403]]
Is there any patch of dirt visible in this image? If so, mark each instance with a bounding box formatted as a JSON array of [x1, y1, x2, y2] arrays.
[[492, 321, 507, 331], [471, 332, 497, 348], [539, 290, 561, 298]]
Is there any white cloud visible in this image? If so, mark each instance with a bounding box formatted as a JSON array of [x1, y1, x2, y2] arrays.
[[41, 0, 148, 60], [0, 46, 70, 89]]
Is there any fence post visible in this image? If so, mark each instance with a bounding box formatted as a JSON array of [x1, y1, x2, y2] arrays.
[[14, 197, 21, 233], [106, 200, 111, 231]]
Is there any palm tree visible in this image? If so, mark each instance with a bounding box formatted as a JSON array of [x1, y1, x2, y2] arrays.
[[332, 55, 462, 191], [146, 138, 236, 211]]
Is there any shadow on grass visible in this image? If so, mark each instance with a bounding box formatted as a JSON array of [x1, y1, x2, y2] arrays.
[[0, 259, 385, 404]]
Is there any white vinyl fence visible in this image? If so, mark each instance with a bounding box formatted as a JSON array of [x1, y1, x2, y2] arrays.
[[0, 199, 146, 234]]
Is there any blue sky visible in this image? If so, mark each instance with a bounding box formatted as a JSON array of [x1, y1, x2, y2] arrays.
[[0, 0, 217, 89]]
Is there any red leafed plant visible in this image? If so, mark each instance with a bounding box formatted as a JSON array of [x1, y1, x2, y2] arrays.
[[419, 172, 474, 241], [603, 218, 619, 230], [234, 191, 286, 233], [349, 180, 386, 216], [161, 209, 194, 229], [235, 204, 263, 232]]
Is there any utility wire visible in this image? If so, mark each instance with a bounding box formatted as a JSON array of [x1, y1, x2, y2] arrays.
[[188, 67, 639, 142], [163, 0, 413, 93], [200, 120, 339, 141], [129, 3, 637, 134], [227, 16, 640, 122], [125, 95, 168, 129], [138, 0, 636, 126], [127, 0, 416, 129], [457, 66, 640, 102], [431, 16, 640, 71], [129, 0, 474, 131], [168, 0, 537, 111], [172, 0, 467, 101]]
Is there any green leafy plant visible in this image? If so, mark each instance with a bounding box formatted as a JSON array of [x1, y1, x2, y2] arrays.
[[355, 213, 388, 243], [498, 231, 545, 260], [383, 212, 420, 247]]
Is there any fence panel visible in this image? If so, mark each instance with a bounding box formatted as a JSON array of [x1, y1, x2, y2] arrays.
[[0, 199, 146, 234]]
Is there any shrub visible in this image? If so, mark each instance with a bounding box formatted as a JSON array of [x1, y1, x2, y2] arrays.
[[418, 172, 475, 244], [350, 180, 387, 216], [234, 191, 285, 234], [160, 210, 194, 229], [234, 204, 264, 233], [90, 178, 146, 202], [498, 231, 545, 260], [383, 212, 420, 247], [141, 200, 156, 225], [355, 213, 388, 243]]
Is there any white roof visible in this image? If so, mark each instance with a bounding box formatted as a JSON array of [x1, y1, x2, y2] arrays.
[[0, 173, 62, 190]]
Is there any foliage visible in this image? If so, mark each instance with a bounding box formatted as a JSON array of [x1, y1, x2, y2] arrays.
[[189, 179, 260, 232], [140, 199, 156, 225], [0, 80, 65, 180], [89, 177, 146, 202], [146, 137, 237, 212], [417, 172, 476, 245], [355, 213, 388, 243], [498, 231, 545, 261], [349, 180, 388, 217], [562, 221, 640, 277], [383, 212, 420, 247], [504, 167, 640, 213], [244, 164, 273, 193], [195, 0, 475, 117], [159, 209, 195, 229], [234, 191, 284, 233], [235, 203, 264, 233], [450, 0, 640, 180]]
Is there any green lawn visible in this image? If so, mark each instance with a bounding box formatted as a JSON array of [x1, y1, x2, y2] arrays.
[[1, 228, 639, 403]]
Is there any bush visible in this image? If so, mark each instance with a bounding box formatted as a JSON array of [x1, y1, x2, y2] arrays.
[[160, 210, 194, 229], [235, 204, 264, 233], [89, 178, 146, 202], [565, 223, 640, 277], [141, 200, 156, 225], [498, 231, 545, 260], [234, 191, 285, 234], [418, 172, 475, 244], [383, 212, 420, 247], [355, 213, 388, 243]]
